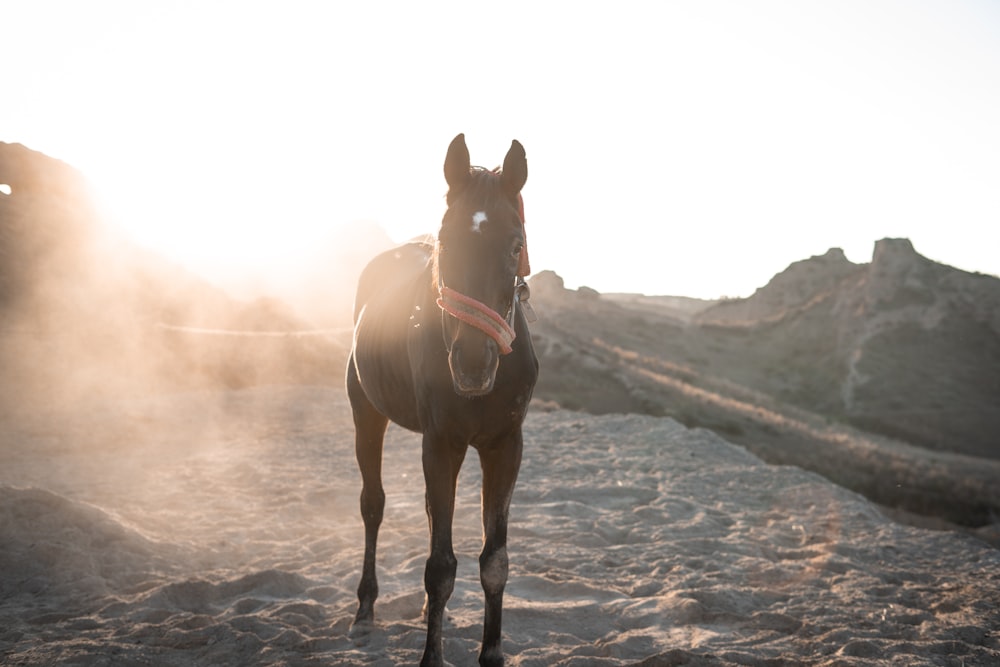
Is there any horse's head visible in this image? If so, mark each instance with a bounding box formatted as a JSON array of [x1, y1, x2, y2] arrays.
[[435, 133, 528, 397]]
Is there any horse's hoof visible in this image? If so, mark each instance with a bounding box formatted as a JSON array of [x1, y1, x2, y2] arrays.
[[349, 621, 373, 642], [479, 647, 504, 667], [418, 653, 443, 667], [350, 609, 375, 640]]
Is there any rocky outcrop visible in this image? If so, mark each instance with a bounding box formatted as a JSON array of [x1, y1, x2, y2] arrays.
[[530, 240, 1000, 461], [694, 247, 864, 327], [690, 238, 1000, 458], [831, 239, 1000, 454], [0, 143, 102, 312]]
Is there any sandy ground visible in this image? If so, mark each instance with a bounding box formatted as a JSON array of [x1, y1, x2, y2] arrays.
[[1, 386, 998, 666]]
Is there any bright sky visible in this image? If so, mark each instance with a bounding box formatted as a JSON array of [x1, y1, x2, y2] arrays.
[[3, 1, 999, 298]]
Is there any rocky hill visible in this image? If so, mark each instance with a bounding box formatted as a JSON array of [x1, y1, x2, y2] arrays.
[[526, 240, 1000, 462], [0, 143, 100, 313], [0, 142, 345, 409], [693, 238, 1000, 459]]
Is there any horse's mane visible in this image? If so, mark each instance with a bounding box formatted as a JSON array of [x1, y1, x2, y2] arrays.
[[445, 166, 506, 207]]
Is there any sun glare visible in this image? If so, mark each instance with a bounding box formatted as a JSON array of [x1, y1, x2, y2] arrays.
[[92, 161, 318, 276], [4, 2, 999, 298]]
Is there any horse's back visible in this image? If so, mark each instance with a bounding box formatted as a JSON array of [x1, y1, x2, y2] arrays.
[[353, 241, 433, 322], [349, 241, 432, 431]]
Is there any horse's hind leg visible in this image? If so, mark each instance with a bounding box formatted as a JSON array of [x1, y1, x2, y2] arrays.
[[347, 358, 389, 626], [477, 431, 523, 667]]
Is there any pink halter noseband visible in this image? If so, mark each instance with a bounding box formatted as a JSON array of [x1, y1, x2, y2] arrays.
[[437, 285, 517, 354]]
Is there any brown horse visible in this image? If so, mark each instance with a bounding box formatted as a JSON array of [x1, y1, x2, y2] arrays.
[[347, 134, 538, 666]]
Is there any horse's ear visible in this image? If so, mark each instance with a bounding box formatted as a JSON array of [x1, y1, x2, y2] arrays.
[[444, 133, 471, 194], [500, 140, 527, 198]]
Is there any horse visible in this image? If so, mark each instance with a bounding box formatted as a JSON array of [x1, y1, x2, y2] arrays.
[[346, 133, 539, 666]]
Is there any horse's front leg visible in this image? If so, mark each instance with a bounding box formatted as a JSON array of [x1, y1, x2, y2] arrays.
[[477, 430, 523, 667], [420, 433, 467, 667]]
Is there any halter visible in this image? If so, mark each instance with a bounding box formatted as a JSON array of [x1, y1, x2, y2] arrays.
[[436, 170, 534, 355], [437, 284, 517, 354]]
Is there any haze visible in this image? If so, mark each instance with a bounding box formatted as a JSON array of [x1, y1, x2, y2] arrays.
[[2, 0, 999, 299]]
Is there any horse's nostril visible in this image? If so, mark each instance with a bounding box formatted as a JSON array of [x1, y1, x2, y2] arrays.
[[461, 338, 498, 367]]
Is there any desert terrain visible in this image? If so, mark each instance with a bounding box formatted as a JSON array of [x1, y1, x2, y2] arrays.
[[2, 387, 999, 666]]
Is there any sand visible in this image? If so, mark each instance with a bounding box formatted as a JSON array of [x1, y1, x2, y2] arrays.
[[1, 386, 998, 666]]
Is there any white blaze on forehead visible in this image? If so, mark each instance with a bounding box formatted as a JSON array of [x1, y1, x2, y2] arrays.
[[471, 211, 488, 233]]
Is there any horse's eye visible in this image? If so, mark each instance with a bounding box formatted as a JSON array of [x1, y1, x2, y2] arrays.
[[511, 243, 523, 258]]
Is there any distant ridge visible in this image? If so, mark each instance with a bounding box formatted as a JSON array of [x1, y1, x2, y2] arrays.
[[693, 247, 864, 326], [691, 237, 1000, 457], [526, 241, 1000, 462]]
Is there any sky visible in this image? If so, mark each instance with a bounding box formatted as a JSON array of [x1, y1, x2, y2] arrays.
[[3, 1, 999, 299]]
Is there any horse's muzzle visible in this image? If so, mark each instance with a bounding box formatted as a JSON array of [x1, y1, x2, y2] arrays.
[[448, 339, 500, 397]]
